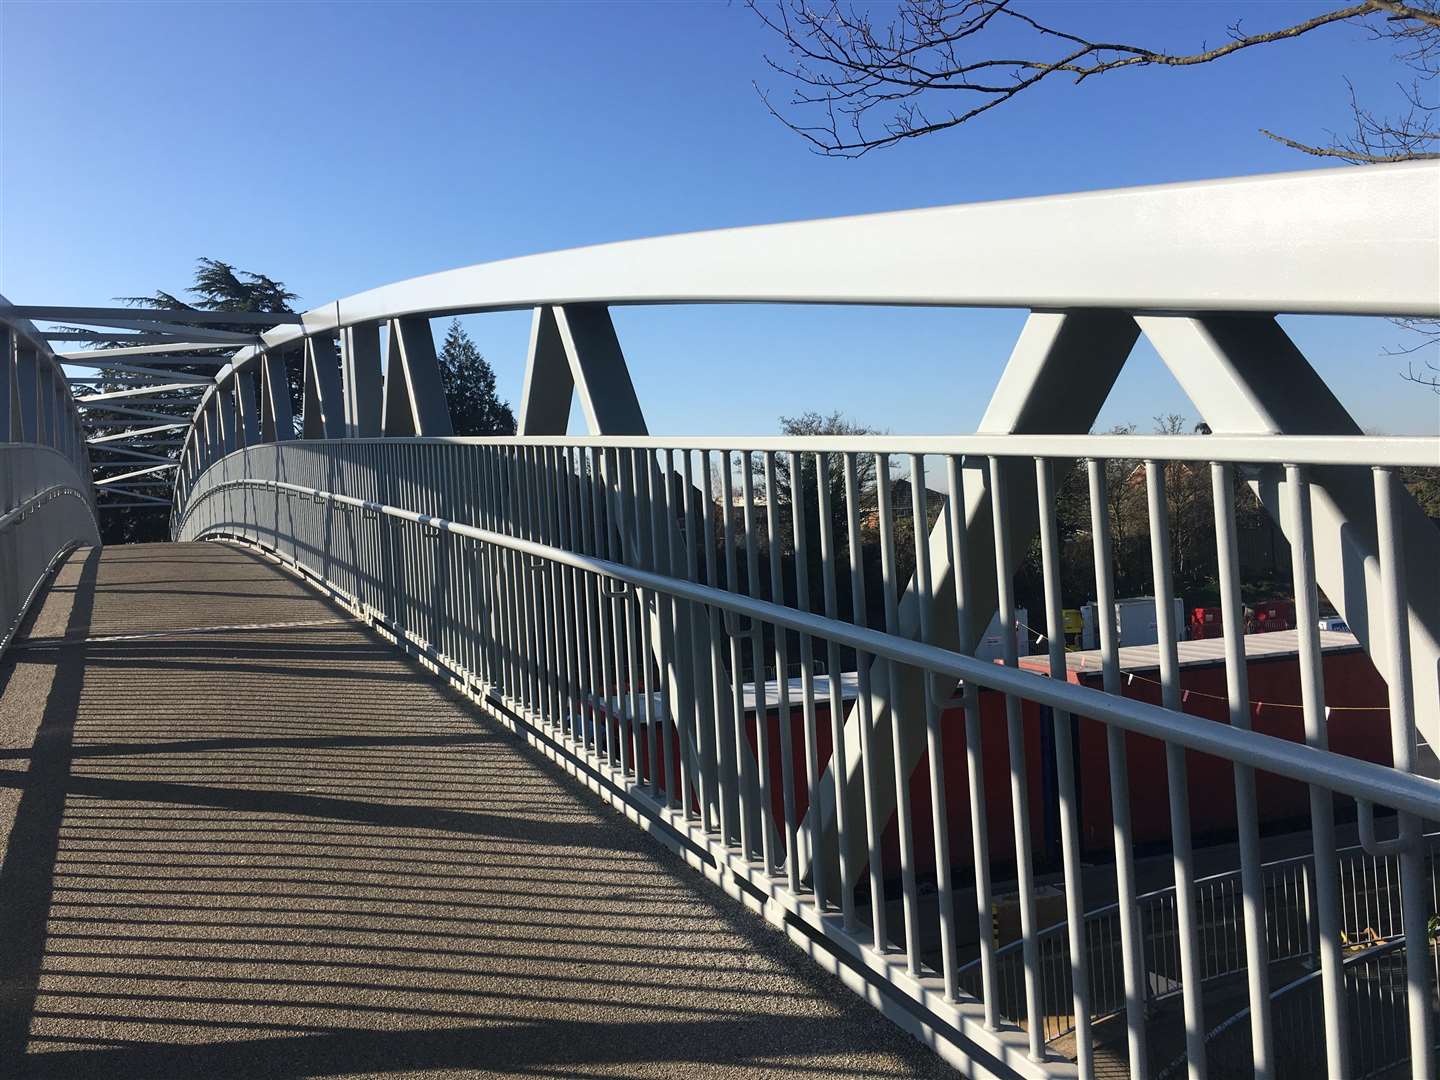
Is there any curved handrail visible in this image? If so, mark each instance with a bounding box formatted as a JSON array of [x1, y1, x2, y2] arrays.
[[181, 430, 1440, 469], [0, 483, 96, 535], [191, 163, 1440, 414]]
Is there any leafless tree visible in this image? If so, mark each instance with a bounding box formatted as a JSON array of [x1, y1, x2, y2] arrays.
[[750, 0, 1438, 159]]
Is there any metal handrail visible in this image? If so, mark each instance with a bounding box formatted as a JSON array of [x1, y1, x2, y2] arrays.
[[0, 484, 96, 534], [180, 431, 1440, 469], [211, 164, 1440, 393]]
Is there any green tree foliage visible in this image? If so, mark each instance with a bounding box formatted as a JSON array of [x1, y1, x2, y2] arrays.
[[83, 260, 300, 545], [121, 259, 298, 317], [1011, 417, 1294, 622], [436, 320, 516, 436], [765, 411, 881, 550], [1402, 464, 1440, 517]]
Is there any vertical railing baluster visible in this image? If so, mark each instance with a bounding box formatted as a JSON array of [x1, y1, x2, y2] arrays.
[[544, 446, 567, 728], [988, 454, 1043, 1059], [816, 451, 855, 929], [551, 447, 572, 737], [607, 448, 630, 771], [875, 453, 921, 974], [634, 448, 660, 794], [1034, 457, 1093, 1077], [722, 453, 755, 855], [684, 448, 716, 831], [912, 453, 958, 1001], [742, 453, 775, 867], [666, 448, 695, 818], [1213, 458, 1275, 1076], [598, 448, 622, 766], [577, 448, 600, 751], [1373, 465, 1435, 1080], [618, 447, 640, 780], [948, 453, 997, 1027], [528, 446, 556, 726], [792, 449, 823, 903], [702, 450, 735, 846], [652, 449, 679, 807], [844, 449, 887, 954], [1144, 460, 1206, 1080], [765, 450, 800, 891], [1284, 462, 1349, 1080]]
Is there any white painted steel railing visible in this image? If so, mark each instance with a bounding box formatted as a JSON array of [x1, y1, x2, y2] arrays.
[[174, 433, 1440, 1080], [0, 445, 100, 657], [0, 302, 101, 659]]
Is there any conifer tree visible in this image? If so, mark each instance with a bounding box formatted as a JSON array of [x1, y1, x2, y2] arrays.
[[437, 319, 516, 435]]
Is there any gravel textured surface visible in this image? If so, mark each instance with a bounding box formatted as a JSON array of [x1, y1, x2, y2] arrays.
[[0, 543, 954, 1079]]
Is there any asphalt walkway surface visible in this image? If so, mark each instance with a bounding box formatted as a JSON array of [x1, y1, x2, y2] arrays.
[[0, 542, 952, 1080]]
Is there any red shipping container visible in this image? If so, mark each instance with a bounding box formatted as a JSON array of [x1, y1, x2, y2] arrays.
[[715, 628, 1390, 886], [1021, 629, 1387, 856]]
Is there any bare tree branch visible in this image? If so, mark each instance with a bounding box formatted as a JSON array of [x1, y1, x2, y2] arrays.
[[750, 0, 1439, 157], [1368, 0, 1440, 29], [1259, 126, 1439, 161], [1400, 357, 1440, 392]]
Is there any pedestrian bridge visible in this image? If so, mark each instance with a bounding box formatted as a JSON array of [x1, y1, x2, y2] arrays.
[[2, 163, 1438, 1079]]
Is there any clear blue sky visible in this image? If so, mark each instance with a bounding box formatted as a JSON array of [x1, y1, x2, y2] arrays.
[[3, 0, 1436, 435]]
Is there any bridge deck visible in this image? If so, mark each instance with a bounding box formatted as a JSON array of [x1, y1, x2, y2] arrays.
[[0, 543, 950, 1079]]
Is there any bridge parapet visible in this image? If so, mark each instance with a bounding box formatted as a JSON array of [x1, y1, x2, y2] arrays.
[[0, 302, 100, 658]]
